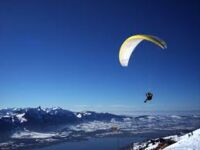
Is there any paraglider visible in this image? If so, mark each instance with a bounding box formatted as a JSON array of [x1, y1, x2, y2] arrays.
[[144, 92, 153, 103], [119, 34, 167, 102]]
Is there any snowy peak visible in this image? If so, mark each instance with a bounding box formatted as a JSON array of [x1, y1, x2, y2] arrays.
[[0, 107, 127, 131], [16, 113, 27, 123], [124, 128, 200, 150], [164, 128, 200, 150]]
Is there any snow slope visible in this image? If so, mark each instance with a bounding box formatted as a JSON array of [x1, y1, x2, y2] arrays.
[[126, 128, 200, 150], [164, 128, 200, 150]]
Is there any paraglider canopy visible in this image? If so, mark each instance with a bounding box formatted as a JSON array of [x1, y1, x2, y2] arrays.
[[119, 34, 167, 67]]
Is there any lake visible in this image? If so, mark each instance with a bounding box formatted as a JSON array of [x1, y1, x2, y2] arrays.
[[34, 136, 141, 150], [34, 131, 178, 150]]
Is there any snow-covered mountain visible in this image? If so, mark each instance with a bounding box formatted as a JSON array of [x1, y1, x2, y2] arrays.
[[164, 128, 200, 150], [0, 108, 200, 150], [0, 107, 126, 131], [123, 128, 200, 150]]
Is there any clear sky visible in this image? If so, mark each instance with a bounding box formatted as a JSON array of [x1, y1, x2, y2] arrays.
[[0, 0, 200, 111]]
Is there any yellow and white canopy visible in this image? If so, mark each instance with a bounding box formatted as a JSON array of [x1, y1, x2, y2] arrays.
[[119, 34, 167, 67]]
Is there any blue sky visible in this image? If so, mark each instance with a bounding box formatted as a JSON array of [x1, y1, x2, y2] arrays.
[[0, 0, 200, 111]]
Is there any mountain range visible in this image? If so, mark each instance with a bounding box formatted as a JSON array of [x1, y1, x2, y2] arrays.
[[0, 107, 126, 131]]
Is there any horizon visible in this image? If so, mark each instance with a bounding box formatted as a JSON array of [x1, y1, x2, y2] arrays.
[[1, 106, 200, 114], [0, 0, 200, 111]]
